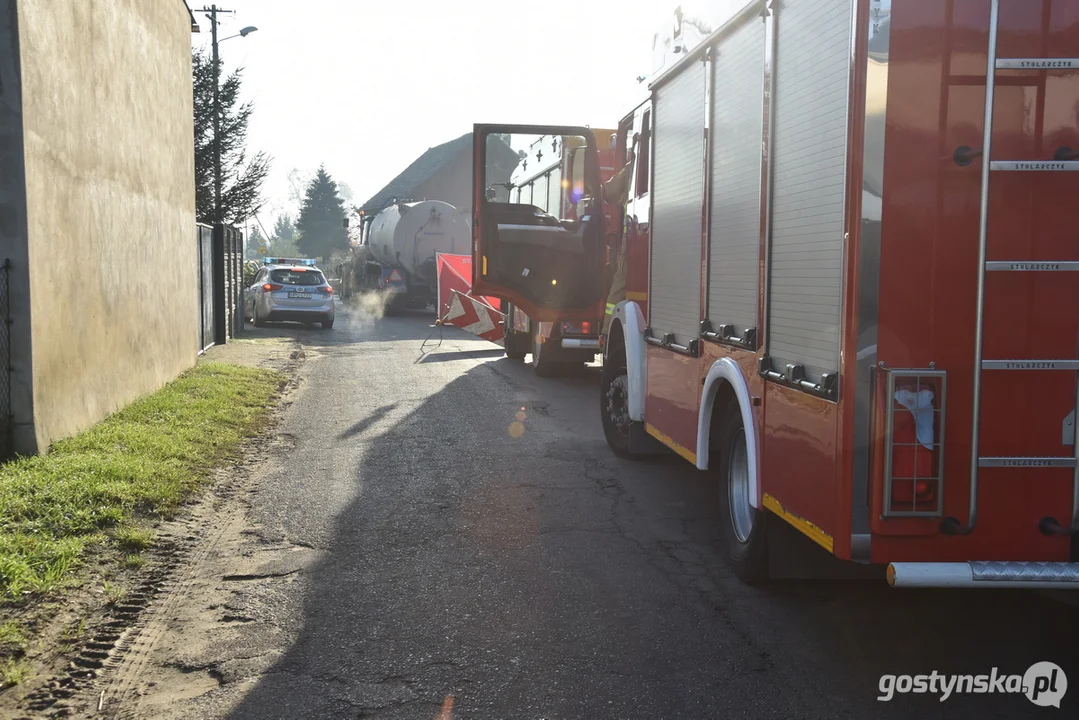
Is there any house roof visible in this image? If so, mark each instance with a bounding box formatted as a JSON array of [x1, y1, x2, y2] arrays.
[[359, 131, 520, 214], [184, 1, 200, 32], [360, 133, 472, 213]]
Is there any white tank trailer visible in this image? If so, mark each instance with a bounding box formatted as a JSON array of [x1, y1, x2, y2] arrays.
[[357, 200, 471, 309]]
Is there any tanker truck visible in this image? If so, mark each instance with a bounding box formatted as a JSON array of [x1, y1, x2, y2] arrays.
[[349, 200, 471, 312]]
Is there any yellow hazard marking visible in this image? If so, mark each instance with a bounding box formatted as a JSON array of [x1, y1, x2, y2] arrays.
[[762, 493, 834, 553], [482, 256, 487, 275], [626, 291, 648, 302], [646, 423, 696, 464]]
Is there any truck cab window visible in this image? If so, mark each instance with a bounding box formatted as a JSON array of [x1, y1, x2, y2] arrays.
[[485, 132, 592, 222]]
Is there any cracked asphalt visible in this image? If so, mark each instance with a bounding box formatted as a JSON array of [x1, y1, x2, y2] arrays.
[[130, 301, 1079, 719]]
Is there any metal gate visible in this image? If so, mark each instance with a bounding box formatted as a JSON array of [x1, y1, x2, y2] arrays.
[[0, 259, 10, 457], [197, 222, 244, 353], [197, 223, 214, 353]]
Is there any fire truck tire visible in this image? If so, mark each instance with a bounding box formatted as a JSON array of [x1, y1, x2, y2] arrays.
[[718, 408, 768, 584], [600, 359, 644, 460]]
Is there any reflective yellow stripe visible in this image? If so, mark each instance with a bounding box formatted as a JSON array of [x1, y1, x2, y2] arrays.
[[626, 291, 647, 302], [762, 493, 834, 553], [482, 256, 487, 275], [645, 423, 696, 464]]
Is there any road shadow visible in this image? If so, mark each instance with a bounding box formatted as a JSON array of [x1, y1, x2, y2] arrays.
[[337, 404, 398, 441], [224, 364, 1079, 720], [414, 349, 507, 365]]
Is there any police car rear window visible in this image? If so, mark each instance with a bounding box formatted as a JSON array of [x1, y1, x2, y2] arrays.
[[270, 269, 324, 286]]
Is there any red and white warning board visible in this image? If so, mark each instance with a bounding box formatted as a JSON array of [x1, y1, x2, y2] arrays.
[[436, 253, 501, 316], [436, 253, 505, 345], [443, 290, 505, 345]]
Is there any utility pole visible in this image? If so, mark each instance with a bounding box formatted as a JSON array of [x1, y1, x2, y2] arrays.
[[204, 5, 233, 226], [205, 5, 231, 345], [202, 6, 257, 226], [211, 6, 221, 225]]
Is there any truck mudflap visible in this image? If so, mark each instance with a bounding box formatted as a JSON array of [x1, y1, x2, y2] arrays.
[[628, 421, 667, 456], [887, 561, 1079, 589], [441, 290, 505, 346]]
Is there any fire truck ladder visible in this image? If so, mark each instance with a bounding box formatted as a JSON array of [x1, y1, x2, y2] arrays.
[[942, 0, 1079, 537]]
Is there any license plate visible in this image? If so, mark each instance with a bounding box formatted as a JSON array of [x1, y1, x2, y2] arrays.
[[288, 292, 312, 299]]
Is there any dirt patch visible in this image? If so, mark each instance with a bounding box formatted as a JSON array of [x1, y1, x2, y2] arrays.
[[199, 335, 302, 373], [0, 346, 306, 719]]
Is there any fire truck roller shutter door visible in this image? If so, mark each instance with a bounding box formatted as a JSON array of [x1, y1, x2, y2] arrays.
[[697, 357, 760, 509], [649, 60, 706, 348], [707, 14, 765, 337], [764, 0, 853, 386]]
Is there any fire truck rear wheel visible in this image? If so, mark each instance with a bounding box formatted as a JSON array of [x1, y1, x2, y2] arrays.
[[599, 359, 642, 460], [718, 408, 768, 584]]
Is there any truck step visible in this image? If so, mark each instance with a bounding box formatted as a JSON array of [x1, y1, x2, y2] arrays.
[[996, 58, 1078, 69], [981, 359, 1079, 370], [978, 457, 1077, 468], [888, 561, 1079, 588], [985, 261, 1079, 272], [989, 160, 1079, 171]]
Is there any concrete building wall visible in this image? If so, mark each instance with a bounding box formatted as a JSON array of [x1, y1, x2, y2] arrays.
[[15, 0, 197, 453]]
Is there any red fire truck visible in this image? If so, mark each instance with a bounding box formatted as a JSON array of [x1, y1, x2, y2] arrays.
[[495, 130, 619, 376], [473, 0, 1079, 589]]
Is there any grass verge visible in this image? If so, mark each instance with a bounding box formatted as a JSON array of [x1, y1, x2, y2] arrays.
[[0, 361, 282, 683]]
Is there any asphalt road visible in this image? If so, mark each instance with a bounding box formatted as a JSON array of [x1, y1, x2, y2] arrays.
[[130, 300, 1079, 719]]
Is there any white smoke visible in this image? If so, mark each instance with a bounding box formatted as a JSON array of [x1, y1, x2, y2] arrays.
[[345, 290, 392, 322]]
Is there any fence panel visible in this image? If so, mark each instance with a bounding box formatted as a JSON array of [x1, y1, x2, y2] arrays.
[[197, 223, 214, 353], [225, 226, 244, 338], [0, 259, 10, 457]]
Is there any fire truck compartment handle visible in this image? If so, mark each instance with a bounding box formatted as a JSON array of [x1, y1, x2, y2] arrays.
[[953, 145, 983, 167], [1054, 146, 1079, 161], [701, 322, 758, 351], [644, 332, 698, 358], [1037, 517, 1076, 537]]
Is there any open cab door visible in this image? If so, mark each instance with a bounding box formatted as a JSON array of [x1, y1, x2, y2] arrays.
[[472, 124, 607, 322]]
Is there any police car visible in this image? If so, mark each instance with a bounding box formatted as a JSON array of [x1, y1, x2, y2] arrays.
[[244, 258, 335, 329]]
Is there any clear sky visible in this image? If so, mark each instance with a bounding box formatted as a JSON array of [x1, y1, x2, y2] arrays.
[[190, 0, 707, 229]]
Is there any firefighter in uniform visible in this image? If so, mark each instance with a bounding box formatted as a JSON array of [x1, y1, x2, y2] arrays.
[[601, 133, 638, 336]]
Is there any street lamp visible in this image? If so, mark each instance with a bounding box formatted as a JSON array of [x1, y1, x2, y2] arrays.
[[221, 26, 258, 42], [204, 5, 258, 226]]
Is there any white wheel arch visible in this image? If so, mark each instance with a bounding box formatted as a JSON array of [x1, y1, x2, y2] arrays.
[[606, 300, 647, 421], [697, 357, 760, 509]]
